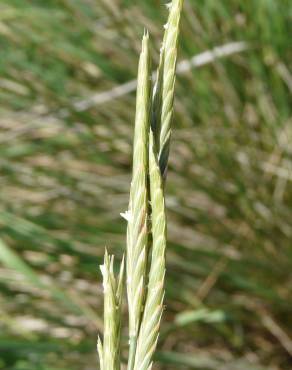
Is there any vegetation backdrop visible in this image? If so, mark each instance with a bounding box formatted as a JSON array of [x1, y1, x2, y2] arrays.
[[0, 0, 291, 369]]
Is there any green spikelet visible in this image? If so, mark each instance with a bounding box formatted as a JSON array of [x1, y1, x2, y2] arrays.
[[126, 30, 152, 370], [98, 251, 125, 370], [154, 0, 184, 179], [133, 130, 167, 370]]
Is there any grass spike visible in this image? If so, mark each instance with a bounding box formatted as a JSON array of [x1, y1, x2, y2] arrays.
[[126, 30, 152, 370], [99, 2, 183, 369]]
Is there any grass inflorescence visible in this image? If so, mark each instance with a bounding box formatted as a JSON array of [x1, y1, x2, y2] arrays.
[[98, 1, 184, 369]]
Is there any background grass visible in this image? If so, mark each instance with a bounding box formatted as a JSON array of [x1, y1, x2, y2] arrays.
[[0, 0, 291, 369]]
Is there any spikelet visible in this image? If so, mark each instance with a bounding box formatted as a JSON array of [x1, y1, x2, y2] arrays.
[[126, 30, 152, 369], [153, 0, 184, 179], [98, 251, 125, 370], [132, 129, 167, 370]]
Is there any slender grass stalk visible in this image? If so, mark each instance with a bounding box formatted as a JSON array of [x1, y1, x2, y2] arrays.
[[126, 30, 152, 370], [98, 251, 125, 370]]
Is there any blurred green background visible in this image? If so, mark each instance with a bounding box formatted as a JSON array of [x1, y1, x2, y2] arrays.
[[0, 0, 291, 369]]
